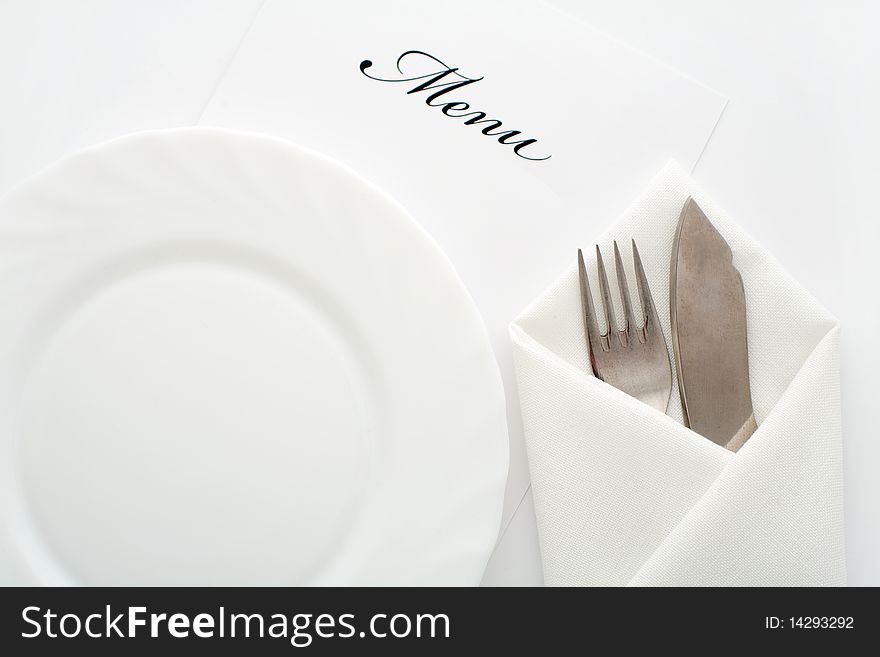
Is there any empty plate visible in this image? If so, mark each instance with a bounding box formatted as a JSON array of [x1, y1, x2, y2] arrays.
[[0, 128, 508, 585]]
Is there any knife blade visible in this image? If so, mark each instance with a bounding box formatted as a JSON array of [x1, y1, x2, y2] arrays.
[[670, 197, 756, 451]]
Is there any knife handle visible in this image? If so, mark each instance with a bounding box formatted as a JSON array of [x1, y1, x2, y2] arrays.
[[725, 414, 757, 452]]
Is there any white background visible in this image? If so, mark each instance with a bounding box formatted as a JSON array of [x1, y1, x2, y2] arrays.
[[1, 0, 877, 585]]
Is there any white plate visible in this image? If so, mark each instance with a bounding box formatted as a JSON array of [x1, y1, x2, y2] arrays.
[[0, 128, 508, 585]]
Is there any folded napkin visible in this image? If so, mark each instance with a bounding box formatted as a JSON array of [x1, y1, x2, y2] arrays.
[[510, 162, 845, 586]]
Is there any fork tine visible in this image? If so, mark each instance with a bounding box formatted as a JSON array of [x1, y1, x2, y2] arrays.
[[613, 241, 636, 345], [631, 239, 656, 337], [595, 245, 617, 336], [578, 249, 604, 359]]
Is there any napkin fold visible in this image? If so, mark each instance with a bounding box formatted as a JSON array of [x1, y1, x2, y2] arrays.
[[510, 162, 845, 586]]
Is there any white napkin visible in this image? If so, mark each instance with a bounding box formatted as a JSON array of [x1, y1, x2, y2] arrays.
[[510, 162, 845, 586]]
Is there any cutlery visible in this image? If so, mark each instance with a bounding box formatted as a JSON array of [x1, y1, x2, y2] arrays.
[[578, 241, 672, 412], [670, 197, 756, 450]]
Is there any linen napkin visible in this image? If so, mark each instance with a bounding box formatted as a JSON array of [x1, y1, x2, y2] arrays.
[[510, 162, 845, 586]]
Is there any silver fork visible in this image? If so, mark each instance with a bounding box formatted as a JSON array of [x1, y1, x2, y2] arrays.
[[577, 241, 672, 412]]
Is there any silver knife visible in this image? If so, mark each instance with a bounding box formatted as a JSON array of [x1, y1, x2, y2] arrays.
[[670, 198, 756, 451]]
